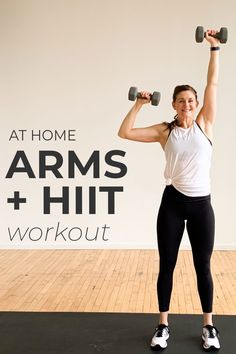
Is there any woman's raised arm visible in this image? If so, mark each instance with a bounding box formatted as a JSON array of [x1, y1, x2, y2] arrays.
[[197, 30, 220, 130]]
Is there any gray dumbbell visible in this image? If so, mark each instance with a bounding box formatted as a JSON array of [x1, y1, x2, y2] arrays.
[[128, 86, 161, 106], [195, 26, 228, 44]]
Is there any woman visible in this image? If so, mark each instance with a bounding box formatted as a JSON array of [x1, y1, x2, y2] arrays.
[[118, 29, 221, 351]]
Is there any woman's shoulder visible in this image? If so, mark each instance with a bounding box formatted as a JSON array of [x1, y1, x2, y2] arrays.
[[152, 122, 170, 137], [152, 122, 171, 148]]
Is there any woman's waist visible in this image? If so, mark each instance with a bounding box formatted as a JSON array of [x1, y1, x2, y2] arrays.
[[163, 184, 211, 201]]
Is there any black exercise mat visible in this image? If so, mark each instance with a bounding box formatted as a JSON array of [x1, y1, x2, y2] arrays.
[[0, 312, 235, 354]]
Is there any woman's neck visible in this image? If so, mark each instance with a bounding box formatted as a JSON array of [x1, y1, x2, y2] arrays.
[[176, 117, 194, 129]]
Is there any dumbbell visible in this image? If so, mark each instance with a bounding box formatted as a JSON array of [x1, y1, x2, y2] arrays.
[[195, 26, 228, 44], [128, 86, 161, 106]]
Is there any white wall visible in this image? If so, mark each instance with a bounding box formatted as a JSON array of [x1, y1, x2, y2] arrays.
[[0, 0, 235, 249]]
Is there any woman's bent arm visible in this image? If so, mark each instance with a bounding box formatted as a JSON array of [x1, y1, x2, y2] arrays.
[[118, 93, 166, 143]]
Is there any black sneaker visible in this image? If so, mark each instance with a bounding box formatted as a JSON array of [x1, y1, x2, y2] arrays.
[[150, 324, 170, 351], [202, 325, 220, 351]]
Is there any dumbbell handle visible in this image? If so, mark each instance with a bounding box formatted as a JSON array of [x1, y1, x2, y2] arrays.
[[204, 32, 221, 40], [138, 91, 161, 106], [136, 92, 153, 99]]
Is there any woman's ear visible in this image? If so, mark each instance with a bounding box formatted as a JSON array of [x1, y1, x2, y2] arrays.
[[172, 101, 176, 110]]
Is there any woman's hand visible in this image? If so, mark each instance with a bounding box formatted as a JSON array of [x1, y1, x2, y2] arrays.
[[136, 91, 151, 105], [205, 29, 220, 47]]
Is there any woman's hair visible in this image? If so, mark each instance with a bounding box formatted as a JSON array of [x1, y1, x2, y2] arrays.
[[164, 85, 198, 131], [172, 84, 198, 102]]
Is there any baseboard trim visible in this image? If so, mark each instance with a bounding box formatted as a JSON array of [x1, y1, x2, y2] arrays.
[[0, 244, 235, 250]]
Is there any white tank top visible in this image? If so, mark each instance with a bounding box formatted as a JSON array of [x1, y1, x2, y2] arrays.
[[164, 121, 212, 197]]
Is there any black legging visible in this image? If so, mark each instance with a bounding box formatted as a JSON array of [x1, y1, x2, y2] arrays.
[[157, 185, 215, 313]]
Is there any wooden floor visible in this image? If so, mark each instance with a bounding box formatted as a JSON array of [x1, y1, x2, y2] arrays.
[[0, 250, 235, 314]]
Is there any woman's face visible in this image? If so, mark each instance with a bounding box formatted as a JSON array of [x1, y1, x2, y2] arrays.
[[172, 90, 198, 120]]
